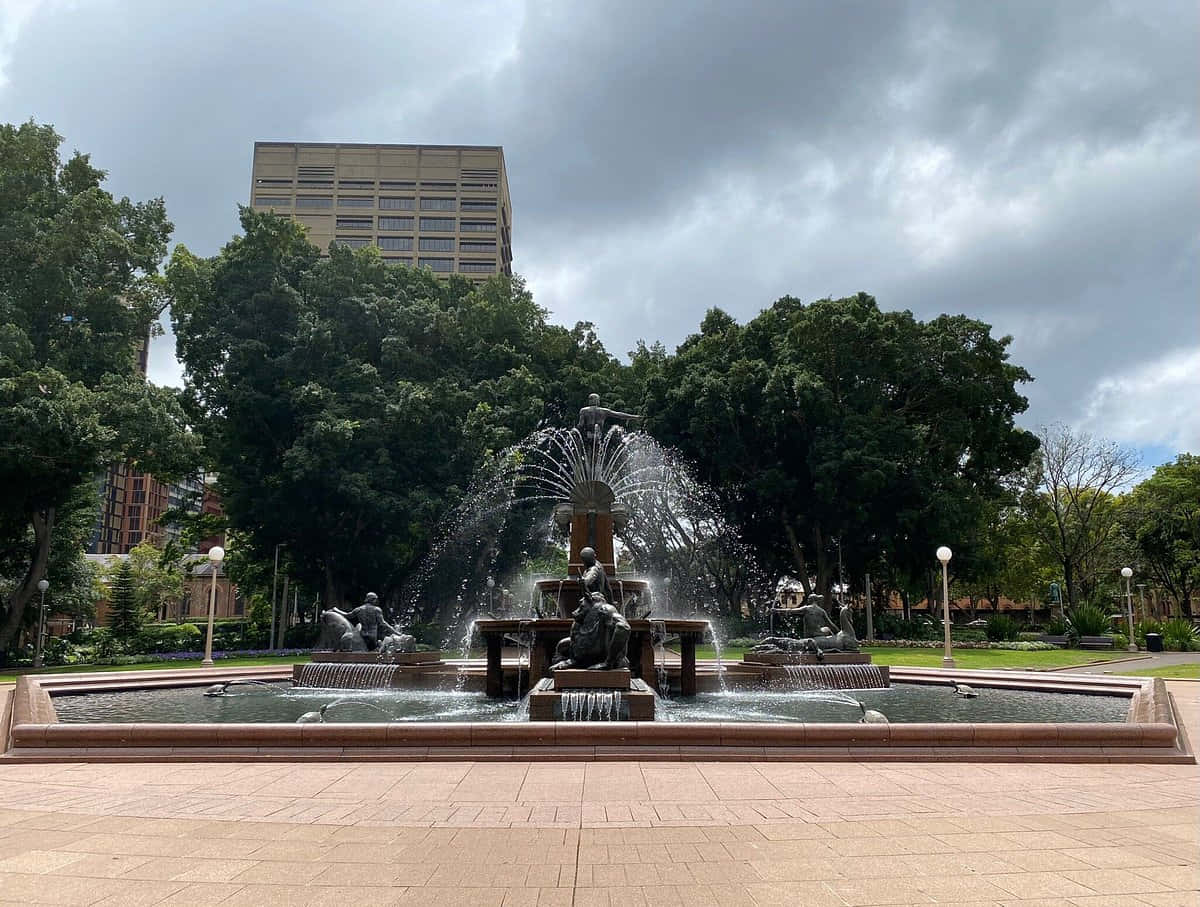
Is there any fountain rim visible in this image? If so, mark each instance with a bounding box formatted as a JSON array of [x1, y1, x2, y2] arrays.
[[4, 665, 1190, 765]]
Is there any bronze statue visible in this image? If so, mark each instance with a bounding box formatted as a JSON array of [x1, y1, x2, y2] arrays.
[[347, 592, 397, 651], [578, 546, 613, 607], [577, 393, 640, 442], [551, 592, 631, 671], [753, 598, 860, 654]]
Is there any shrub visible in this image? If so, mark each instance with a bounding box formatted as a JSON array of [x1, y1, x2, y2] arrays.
[[1067, 604, 1110, 637], [135, 623, 202, 654], [1162, 618, 1200, 651], [1110, 632, 1129, 650], [986, 615, 1020, 642], [1018, 632, 1043, 642], [1045, 616, 1069, 636], [1135, 618, 1166, 649], [951, 628, 988, 642]]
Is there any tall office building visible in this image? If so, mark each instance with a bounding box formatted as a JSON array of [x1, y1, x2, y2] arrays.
[[249, 142, 512, 279]]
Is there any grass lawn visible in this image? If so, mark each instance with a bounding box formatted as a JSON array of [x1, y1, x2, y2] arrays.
[[1118, 663, 1200, 679], [693, 645, 1136, 671], [0, 654, 309, 686]]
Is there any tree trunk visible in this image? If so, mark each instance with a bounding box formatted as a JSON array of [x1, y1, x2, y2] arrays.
[[0, 508, 55, 655], [1063, 559, 1076, 610], [782, 519, 812, 596]]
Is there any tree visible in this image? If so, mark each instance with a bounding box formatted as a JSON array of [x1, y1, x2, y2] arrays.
[[106, 559, 142, 639], [168, 210, 635, 615], [1022, 425, 1140, 610], [125, 541, 184, 621], [644, 295, 1039, 602], [1120, 454, 1199, 617], [0, 121, 198, 659]]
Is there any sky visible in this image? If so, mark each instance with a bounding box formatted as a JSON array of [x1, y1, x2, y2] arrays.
[[2, 0, 1197, 464]]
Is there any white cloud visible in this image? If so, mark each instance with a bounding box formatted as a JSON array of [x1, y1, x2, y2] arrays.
[[0, 0, 44, 89], [1078, 346, 1200, 453]]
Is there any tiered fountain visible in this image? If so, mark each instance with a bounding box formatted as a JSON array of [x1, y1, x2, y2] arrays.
[[474, 397, 708, 718]]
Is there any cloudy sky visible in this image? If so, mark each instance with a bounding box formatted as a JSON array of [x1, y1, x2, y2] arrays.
[[2, 0, 1197, 462]]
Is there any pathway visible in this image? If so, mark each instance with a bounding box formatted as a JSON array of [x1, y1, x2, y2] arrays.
[[0, 683, 1194, 905]]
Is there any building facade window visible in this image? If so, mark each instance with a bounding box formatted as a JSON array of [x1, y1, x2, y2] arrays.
[[379, 236, 413, 251], [421, 181, 456, 189], [419, 217, 455, 231], [296, 180, 333, 188], [460, 241, 496, 252], [378, 216, 414, 231], [255, 177, 292, 187], [461, 199, 497, 210], [458, 260, 495, 273], [337, 196, 374, 207], [336, 217, 372, 230], [379, 197, 414, 210], [254, 196, 291, 207], [383, 256, 412, 265], [420, 197, 456, 211], [379, 180, 415, 189], [338, 180, 374, 189], [295, 196, 333, 208], [461, 221, 496, 232], [419, 258, 454, 272], [419, 237, 454, 251], [333, 236, 371, 248]]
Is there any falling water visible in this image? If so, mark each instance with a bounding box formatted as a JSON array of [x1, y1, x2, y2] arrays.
[[651, 619, 670, 698], [560, 689, 623, 721], [776, 663, 887, 691], [705, 621, 728, 693], [295, 662, 402, 690]]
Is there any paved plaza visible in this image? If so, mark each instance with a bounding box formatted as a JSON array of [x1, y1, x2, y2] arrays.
[[0, 681, 1195, 906]]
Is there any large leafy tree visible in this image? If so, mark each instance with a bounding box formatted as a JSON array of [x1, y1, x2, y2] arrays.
[[168, 210, 634, 613], [0, 122, 196, 658], [1120, 454, 1199, 617], [643, 294, 1039, 602]]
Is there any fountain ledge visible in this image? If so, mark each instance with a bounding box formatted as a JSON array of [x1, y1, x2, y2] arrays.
[[3, 667, 1193, 764]]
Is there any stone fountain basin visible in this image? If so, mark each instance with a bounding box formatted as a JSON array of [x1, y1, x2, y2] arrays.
[[2, 665, 1192, 764]]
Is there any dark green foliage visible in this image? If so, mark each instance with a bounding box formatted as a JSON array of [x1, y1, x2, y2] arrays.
[[1162, 618, 1199, 651], [107, 560, 142, 639], [1066, 603, 1110, 637], [168, 210, 636, 614], [1045, 616, 1069, 636], [643, 294, 1038, 604], [134, 623, 202, 653], [1135, 618, 1165, 649], [1119, 454, 1199, 617], [985, 614, 1020, 642], [0, 121, 197, 657]]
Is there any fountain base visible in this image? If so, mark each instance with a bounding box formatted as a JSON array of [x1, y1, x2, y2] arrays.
[[308, 651, 443, 665], [742, 652, 873, 665], [528, 677, 655, 720]]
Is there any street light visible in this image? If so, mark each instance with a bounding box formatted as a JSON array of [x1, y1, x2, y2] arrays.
[[1120, 567, 1137, 652], [270, 542, 286, 651], [486, 576, 495, 614], [936, 546, 954, 668], [202, 546, 225, 667], [33, 579, 49, 669]]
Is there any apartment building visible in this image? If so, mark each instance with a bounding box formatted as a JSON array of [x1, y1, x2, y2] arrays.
[[250, 142, 512, 279]]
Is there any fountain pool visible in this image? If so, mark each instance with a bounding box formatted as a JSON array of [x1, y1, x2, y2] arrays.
[[50, 682, 1129, 725]]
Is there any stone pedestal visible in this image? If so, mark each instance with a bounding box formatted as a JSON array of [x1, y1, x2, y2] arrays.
[[527, 677, 655, 721], [553, 669, 631, 689]]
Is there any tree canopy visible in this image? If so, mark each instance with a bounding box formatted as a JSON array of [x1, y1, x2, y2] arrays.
[[0, 121, 196, 657], [1120, 453, 1199, 616], [168, 209, 638, 611], [642, 294, 1040, 603]]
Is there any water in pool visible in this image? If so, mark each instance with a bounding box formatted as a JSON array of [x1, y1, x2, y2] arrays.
[[50, 683, 1129, 724]]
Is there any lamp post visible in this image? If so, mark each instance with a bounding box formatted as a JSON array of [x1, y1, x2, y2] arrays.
[[936, 546, 954, 668], [33, 579, 49, 669], [1120, 567, 1137, 652], [202, 546, 225, 667], [486, 576, 495, 614]]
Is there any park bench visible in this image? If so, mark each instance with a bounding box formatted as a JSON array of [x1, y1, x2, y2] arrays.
[[1079, 635, 1115, 649], [1039, 634, 1069, 647]]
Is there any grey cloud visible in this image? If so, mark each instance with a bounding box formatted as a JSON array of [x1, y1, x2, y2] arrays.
[[2, 0, 1197, 451]]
